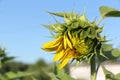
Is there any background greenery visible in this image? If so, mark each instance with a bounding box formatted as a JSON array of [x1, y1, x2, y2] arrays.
[[0, 47, 71, 80]]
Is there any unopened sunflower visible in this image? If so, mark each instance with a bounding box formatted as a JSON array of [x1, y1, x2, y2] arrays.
[[42, 12, 104, 69]]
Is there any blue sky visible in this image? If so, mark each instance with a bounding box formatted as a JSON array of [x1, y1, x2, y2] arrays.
[[0, 0, 120, 63]]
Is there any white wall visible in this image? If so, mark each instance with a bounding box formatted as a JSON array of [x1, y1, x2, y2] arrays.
[[70, 64, 120, 80]]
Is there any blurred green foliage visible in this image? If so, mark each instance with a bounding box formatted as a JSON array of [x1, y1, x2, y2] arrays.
[[0, 47, 35, 80], [0, 47, 71, 80], [23, 59, 52, 80], [0, 59, 72, 80]]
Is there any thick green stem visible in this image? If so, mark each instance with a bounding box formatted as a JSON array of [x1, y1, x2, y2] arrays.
[[90, 54, 96, 80]]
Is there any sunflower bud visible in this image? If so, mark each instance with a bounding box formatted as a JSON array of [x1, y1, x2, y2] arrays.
[[42, 11, 104, 69]]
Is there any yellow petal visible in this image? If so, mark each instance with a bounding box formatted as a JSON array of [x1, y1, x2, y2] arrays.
[[42, 42, 55, 52], [42, 36, 63, 52], [58, 58, 70, 69], [71, 37, 76, 46], [54, 50, 64, 61], [58, 48, 77, 69], [42, 41, 60, 52], [68, 31, 72, 40], [66, 34, 73, 49], [80, 39, 84, 43], [53, 36, 63, 45], [42, 40, 54, 48], [68, 31, 74, 49], [57, 43, 64, 53], [42, 48, 56, 52], [60, 48, 70, 60], [75, 33, 79, 39], [66, 50, 76, 58], [64, 35, 67, 49]]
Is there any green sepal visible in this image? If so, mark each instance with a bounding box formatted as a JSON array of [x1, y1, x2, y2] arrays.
[[43, 24, 56, 32], [88, 27, 97, 39], [96, 26, 103, 33], [100, 48, 109, 60], [88, 53, 95, 64], [82, 30, 88, 39], [43, 23, 67, 35], [79, 14, 88, 22], [48, 12, 79, 18], [64, 17, 71, 25], [69, 21, 81, 30], [79, 21, 90, 28]]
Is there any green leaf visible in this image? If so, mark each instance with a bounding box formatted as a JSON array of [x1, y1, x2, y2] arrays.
[[115, 73, 120, 79], [102, 65, 115, 80], [0, 74, 8, 80], [56, 69, 74, 80], [5, 71, 34, 79], [99, 50, 115, 62], [46, 64, 75, 80], [0, 48, 6, 57], [102, 65, 120, 80], [100, 6, 120, 18], [32, 77, 37, 80], [46, 72, 58, 80], [1, 57, 15, 63], [102, 65, 114, 75], [105, 11, 120, 17], [102, 44, 113, 51], [0, 61, 2, 68], [111, 48, 120, 57], [99, 44, 120, 62]]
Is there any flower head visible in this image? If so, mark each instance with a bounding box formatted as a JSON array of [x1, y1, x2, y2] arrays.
[[42, 12, 104, 69]]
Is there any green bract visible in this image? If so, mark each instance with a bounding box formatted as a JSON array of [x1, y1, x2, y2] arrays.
[[43, 11, 107, 63]]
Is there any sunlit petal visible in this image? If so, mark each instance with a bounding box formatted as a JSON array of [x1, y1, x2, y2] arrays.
[[58, 58, 70, 69], [64, 35, 67, 49], [54, 50, 64, 61], [57, 43, 64, 53], [42, 41, 60, 52], [66, 34, 73, 49]]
